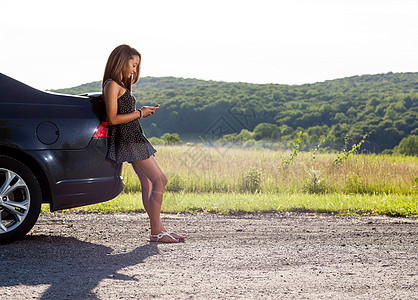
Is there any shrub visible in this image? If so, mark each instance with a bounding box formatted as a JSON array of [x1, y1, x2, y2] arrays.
[[241, 167, 261, 193], [161, 133, 183, 145], [394, 135, 418, 156], [302, 168, 327, 194], [253, 123, 280, 140], [148, 137, 165, 145]]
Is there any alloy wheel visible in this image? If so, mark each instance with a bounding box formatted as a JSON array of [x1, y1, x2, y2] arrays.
[[0, 168, 31, 233]]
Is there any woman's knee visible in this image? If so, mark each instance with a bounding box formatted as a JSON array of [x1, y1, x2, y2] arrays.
[[160, 173, 168, 188], [152, 172, 167, 189]]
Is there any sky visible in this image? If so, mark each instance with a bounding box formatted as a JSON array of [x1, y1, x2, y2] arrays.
[[1, 0, 417, 90]]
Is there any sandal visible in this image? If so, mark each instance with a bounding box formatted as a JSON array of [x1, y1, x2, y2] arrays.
[[149, 232, 179, 243], [165, 231, 186, 242]]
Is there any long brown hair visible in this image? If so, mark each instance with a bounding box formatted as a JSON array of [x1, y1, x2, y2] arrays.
[[102, 44, 141, 91]]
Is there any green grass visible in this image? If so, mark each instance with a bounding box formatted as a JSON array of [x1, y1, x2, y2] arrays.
[[43, 192, 418, 216]]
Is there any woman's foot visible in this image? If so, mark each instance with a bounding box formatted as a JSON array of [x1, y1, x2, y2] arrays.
[[164, 231, 186, 242], [149, 232, 180, 243]]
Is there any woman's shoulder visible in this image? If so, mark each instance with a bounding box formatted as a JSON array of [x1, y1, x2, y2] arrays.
[[103, 79, 126, 98], [103, 79, 122, 89]]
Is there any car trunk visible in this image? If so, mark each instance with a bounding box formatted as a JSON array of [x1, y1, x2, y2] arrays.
[[0, 73, 103, 150]]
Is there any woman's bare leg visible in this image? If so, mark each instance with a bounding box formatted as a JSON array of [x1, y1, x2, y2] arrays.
[[133, 163, 180, 233], [132, 156, 182, 243], [132, 156, 166, 235], [132, 163, 152, 217], [133, 158, 185, 241]]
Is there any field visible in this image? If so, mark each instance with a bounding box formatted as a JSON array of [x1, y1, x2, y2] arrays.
[[44, 145, 418, 216]]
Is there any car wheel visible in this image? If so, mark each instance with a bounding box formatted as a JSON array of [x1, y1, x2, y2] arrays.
[[0, 156, 42, 244]]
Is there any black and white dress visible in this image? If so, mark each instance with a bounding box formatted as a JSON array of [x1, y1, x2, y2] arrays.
[[106, 83, 156, 163]]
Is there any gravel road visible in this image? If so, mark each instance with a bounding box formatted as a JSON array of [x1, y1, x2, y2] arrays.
[[0, 212, 417, 299]]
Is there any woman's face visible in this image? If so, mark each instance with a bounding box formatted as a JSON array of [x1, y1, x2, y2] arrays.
[[123, 55, 140, 79]]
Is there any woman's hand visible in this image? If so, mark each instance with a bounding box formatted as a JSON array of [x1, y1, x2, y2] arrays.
[[141, 105, 159, 118]]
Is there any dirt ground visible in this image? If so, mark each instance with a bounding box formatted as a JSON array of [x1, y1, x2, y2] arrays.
[[0, 211, 417, 300]]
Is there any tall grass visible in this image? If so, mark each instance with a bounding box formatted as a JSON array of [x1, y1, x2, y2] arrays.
[[44, 146, 417, 216], [122, 145, 418, 195]]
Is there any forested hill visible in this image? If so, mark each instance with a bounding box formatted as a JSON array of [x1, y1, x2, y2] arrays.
[[52, 72, 418, 152]]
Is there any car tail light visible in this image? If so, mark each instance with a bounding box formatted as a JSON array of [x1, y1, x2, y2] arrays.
[[93, 122, 109, 138]]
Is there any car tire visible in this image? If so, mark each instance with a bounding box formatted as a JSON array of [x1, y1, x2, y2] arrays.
[[0, 155, 42, 244]]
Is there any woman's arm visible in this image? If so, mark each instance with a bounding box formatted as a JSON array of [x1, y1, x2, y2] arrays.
[[104, 81, 157, 126]]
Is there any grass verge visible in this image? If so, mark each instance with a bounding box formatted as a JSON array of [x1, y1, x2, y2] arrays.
[[42, 192, 418, 217]]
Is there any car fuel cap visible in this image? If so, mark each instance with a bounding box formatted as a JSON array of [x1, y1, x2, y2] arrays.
[[36, 121, 59, 145]]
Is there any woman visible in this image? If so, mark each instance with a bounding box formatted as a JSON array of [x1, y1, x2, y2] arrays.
[[102, 44, 185, 243]]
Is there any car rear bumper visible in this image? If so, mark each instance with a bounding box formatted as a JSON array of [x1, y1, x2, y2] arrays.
[[51, 174, 125, 211], [27, 138, 125, 211]]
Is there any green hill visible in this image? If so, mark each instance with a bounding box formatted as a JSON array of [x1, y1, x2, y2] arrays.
[[52, 72, 418, 152]]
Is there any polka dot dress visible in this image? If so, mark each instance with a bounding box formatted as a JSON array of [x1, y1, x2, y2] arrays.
[[106, 88, 156, 163]]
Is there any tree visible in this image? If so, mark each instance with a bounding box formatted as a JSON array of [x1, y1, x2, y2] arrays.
[[394, 135, 418, 156], [253, 123, 280, 140], [52, 72, 418, 153]]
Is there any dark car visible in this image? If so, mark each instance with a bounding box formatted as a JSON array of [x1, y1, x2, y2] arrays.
[[0, 73, 124, 244]]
